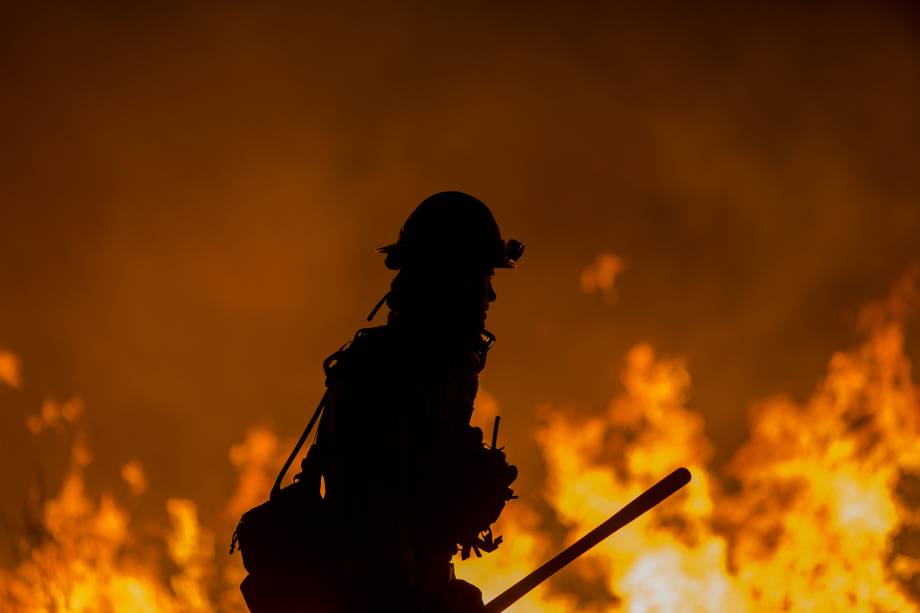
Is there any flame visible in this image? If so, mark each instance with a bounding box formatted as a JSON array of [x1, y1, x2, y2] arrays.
[[25, 398, 84, 435], [0, 397, 245, 612], [455, 271, 919, 611], [2, 272, 919, 611], [225, 429, 285, 522], [723, 269, 920, 611], [0, 348, 20, 388], [456, 344, 746, 611], [532, 343, 747, 612], [455, 504, 577, 612], [121, 461, 148, 496], [580, 253, 625, 304], [0, 415, 177, 611]]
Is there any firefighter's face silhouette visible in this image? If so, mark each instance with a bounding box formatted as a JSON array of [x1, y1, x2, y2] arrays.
[[480, 269, 497, 320], [452, 265, 496, 332]]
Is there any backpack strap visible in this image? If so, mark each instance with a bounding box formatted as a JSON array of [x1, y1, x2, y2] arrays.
[[268, 328, 382, 500], [270, 390, 328, 500]]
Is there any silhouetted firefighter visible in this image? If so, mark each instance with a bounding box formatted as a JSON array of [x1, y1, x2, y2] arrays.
[[232, 192, 524, 612]]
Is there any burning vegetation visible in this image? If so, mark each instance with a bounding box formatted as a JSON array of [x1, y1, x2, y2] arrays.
[[2, 271, 919, 611]]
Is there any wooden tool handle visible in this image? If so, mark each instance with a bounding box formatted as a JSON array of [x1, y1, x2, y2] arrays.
[[484, 467, 691, 612]]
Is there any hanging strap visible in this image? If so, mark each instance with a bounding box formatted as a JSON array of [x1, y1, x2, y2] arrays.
[[270, 390, 329, 500], [268, 334, 364, 500]]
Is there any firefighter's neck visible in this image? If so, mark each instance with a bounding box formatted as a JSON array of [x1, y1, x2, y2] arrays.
[[388, 307, 486, 352]]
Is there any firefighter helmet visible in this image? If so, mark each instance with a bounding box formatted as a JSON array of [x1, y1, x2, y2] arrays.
[[378, 191, 524, 271]]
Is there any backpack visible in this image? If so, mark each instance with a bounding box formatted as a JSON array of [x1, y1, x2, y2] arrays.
[[231, 349, 347, 613]]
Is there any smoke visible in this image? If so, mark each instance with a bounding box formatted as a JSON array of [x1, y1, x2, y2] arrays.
[[2, 1, 919, 539]]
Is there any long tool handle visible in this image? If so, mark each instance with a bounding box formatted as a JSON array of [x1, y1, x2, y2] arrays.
[[484, 467, 691, 612]]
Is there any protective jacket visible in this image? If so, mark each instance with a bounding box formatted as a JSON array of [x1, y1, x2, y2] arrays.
[[316, 320, 516, 612]]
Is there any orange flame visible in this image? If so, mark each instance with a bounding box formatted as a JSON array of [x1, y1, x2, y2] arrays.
[[580, 253, 625, 304], [0, 349, 20, 389], [723, 269, 920, 611], [455, 271, 919, 611]]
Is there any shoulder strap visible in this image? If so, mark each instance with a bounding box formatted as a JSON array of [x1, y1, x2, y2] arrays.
[[268, 328, 380, 499], [270, 390, 328, 500]]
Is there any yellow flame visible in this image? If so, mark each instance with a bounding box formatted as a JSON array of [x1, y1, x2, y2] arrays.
[[225, 428, 283, 521], [166, 499, 215, 612], [0, 433, 179, 612], [724, 276, 920, 612], [456, 272, 919, 611]]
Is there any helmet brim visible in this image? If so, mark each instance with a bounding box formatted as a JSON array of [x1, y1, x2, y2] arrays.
[[377, 240, 523, 270]]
